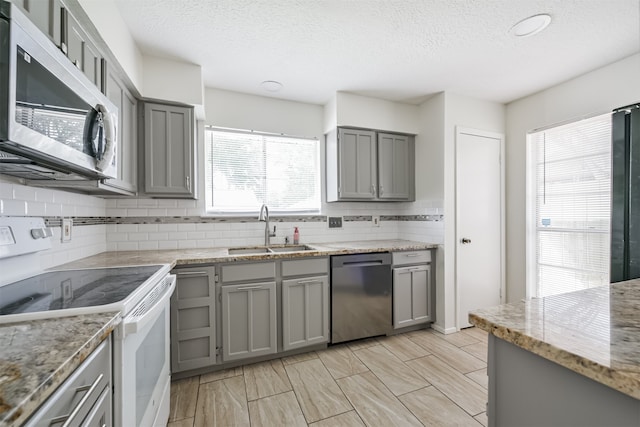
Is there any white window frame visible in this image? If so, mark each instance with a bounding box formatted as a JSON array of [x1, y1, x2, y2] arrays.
[[526, 113, 612, 299], [203, 127, 321, 215]]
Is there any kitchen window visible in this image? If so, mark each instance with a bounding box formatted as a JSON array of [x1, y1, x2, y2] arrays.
[[527, 113, 612, 298], [204, 128, 321, 214]]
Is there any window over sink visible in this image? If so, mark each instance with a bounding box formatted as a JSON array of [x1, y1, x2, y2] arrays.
[[204, 127, 321, 214]]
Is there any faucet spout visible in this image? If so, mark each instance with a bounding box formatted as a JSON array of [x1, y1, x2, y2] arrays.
[[258, 204, 276, 246]]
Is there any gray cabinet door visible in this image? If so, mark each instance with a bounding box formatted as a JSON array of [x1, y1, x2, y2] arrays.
[[378, 133, 410, 199], [282, 275, 329, 351], [143, 102, 194, 197], [170, 267, 217, 372], [393, 265, 431, 328], [11, 0, 62, 48], [104, 69, 137, 193], [62, 8, 102, 89], [221, 281, 277, 361], [338, 128, 377, 199]]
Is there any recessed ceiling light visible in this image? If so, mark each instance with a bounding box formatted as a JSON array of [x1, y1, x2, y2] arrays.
[[510, 14, 552, 37], [260, 80, 283, 92]]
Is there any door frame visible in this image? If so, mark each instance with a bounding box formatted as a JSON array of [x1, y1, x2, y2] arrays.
[[454, 126, 506, 330]]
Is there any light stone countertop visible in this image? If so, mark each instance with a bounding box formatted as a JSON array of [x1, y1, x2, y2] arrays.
[[57, 239, 438, 270], [0, 239, 436, 425], [0, 312, 120, 427], [469, 280, 640, 400]]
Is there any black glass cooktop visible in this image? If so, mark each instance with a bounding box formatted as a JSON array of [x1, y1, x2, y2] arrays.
[[0, 265, 163, 315]]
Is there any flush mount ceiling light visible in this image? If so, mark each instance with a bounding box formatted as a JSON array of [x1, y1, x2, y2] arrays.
[[260, 80, 283, 92], [510, 14, 552, 37]]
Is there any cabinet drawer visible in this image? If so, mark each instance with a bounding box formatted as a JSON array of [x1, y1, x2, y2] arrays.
[[25, 337, 111, 427], [221, 262, 276, 282], [282, 258, 329, 277], [392, 250, 431, 266]]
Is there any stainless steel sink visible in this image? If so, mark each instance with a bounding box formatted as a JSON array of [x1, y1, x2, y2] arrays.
[[227, 247, 272, 255], [268, 245, 315, 253], [227, 245, 315, 255]]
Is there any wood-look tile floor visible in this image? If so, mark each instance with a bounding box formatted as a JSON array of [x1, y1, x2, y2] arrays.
[[168, 327, 489, 427]]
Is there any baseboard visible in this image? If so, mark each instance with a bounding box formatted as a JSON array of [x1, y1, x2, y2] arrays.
[[431, 323, 458, 335]]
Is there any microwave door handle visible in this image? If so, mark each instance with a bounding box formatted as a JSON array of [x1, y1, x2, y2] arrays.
[[123, 275, 176, 337]]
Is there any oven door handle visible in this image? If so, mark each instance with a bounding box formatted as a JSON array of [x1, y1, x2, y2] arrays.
[[123, 274, 176, 337]]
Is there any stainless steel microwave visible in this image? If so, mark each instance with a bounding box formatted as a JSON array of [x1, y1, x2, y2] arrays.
[[0, 1, 118, 181]]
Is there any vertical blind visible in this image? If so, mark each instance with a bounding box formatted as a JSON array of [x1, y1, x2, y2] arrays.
[[530, 113, 612, 298], [204, 128, 320, 213]]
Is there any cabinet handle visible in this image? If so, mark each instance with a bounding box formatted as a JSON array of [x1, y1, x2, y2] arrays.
[[49, 373, 104, 427], [379, 185, 384, 196], [176, 271, 208, 276], [371, 184, 376, 196], [236, 285, 263, 290], [186, 175, 191, 190], [405, 253, 420, 257], [296, 279, 322, 285]]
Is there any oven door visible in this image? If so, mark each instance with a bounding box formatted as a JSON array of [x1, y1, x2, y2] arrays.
[[114, 274, 176, 427]]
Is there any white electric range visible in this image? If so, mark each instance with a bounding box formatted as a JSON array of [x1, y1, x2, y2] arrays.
[[0, 217, 175, 427]]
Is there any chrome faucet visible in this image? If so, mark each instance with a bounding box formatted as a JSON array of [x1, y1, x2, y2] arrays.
[[258, 204, 276, 246]]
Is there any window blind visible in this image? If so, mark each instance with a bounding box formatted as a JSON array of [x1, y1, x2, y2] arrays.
[[204, 128, 320, 213], [530, 113, 612, 298]]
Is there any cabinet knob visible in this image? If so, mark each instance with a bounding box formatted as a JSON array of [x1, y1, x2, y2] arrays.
[[461, 238, 471, 244]]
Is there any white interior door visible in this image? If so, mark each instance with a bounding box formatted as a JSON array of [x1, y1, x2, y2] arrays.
[[456, 128, 504, 329]]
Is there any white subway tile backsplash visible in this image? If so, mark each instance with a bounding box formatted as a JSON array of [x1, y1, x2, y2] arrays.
[[139, 241, 159, 250], [117, 242, 139, 251], [147, 208, 168, 216], [178, 240, 196, 249], [177, 223, 197, 232], [128, 233, 148, 241], [158, 240, 178, 250], [157, 199, 177, 208], [117, 224, 138, 232], [116, 199, 139, 208], [106, 208, 128, 216], [127, 208, 148, 216], [138, 224, 158, 232], [166, 208, 187, 216], [2, 199, 27, 215], [137, 199, 159, 207]]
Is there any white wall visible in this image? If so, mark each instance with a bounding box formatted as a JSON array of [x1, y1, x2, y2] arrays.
[[505, 53, 640, 303], [77, 0, 144, 92], [335, 92, 420, 134], [143, 55, 205, 117]]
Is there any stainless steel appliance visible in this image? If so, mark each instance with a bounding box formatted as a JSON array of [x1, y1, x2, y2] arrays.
[[611, 103, 640, 282], [0, 1, 118, 182], [331, 252, 392, 343], [0, 217, 174, 427]]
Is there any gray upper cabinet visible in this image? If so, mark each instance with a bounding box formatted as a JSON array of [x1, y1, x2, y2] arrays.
[[62, 7, 103, 90], [337, 128, 377, 199], [327, 127, 415, 202], [142, 102, 195, 198], [378, 133, 412, 200], [221, 281, 277, 361], [11, 0, 62, 48], [104, 68, 137, 194], [170, 266, 217, 373], [282, 275, 329, 351]]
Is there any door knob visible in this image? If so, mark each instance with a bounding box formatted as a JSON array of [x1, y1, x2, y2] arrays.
[[461, 238, 471, 244]]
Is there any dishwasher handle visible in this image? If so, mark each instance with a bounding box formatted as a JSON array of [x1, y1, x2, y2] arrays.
[[331, 252, 391, 268], [341, 261, 386, 267]]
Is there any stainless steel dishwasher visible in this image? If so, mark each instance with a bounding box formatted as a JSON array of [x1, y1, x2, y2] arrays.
[[331, 252, 392, 343]]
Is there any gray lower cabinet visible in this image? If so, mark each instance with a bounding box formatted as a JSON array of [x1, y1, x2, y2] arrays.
[[142, 102, 195, 197], [170, 266, 216, 373], [393, 264, 431, 328], [282, 275, 329, 351], [221, 281, 277, 361], [24, 336, 112, 427]]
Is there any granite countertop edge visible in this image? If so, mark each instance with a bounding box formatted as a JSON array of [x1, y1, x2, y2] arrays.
[[0, 313, 121, 427], [57, 239, 439, 270], [469, 311, 640, 400]]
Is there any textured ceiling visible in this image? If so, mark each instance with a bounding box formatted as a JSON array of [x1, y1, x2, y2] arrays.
[[114, 0, 640, 105]]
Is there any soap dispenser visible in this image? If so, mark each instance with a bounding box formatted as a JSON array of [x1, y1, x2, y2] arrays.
[[293, 227, 300, 245]]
